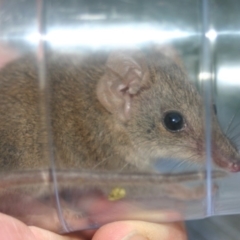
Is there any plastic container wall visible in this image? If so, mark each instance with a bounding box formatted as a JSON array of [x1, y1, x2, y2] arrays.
[[0, 0, 239, 234], [210, 0, 240, 216]]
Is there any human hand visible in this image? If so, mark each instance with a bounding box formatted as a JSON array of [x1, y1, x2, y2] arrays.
[[0, 213, 187, 240]]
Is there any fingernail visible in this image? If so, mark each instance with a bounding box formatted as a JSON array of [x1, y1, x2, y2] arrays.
[[122, 232, 148, 240]]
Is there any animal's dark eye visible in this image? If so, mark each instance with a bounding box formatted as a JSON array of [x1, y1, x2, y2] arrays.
[[163, 111, 185, 132]]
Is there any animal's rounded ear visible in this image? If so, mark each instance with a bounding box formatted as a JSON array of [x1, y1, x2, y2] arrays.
[[153, 45, 185, 69], [151, 44, 185, 71], [0, 43, 20, 68], [96, 49, 149, 122]]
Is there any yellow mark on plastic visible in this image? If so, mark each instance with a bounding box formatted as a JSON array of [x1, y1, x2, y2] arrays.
[[108, 187, 126, 201]]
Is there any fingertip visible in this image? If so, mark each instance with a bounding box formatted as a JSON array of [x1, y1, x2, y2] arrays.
[[92, 221, 187, 240], [0, 213, 36, 240], [92, 221, 135, 240]]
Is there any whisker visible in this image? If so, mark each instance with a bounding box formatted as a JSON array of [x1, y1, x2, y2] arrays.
[[229, 134, 240, 143], [166, 153, 200, 174], [225, 109, 240, 135], [227, 122, 240, 138], [92, 157, 108, 169], [136, 139, 198, 151], [119, 162, 130, 172], [170, 160, 187, 172], [229, 129, 240, 144]]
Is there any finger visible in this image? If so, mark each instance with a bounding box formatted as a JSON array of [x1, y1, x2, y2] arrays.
[[0, 213, 37, 240], [0, 213, 84, 240], [92, 221, 187, 240], [30, 226, 86, 240]]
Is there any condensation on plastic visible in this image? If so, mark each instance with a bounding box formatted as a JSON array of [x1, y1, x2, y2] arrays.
[[0, 0, 239, 234]]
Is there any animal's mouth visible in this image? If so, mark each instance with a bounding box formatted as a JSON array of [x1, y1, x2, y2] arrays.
[[215, 158, 240, 172], [213, 151, 240, 173], [229, 162, 240, 172]]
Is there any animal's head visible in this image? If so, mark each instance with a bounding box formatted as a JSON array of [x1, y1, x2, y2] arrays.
[[96, 46, 240, 172]]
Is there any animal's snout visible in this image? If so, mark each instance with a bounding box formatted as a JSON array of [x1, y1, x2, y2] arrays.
[[229, 161, 240, 172]]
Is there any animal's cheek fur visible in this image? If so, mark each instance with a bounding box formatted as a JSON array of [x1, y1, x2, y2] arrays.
[[154, 130, 206, 164]]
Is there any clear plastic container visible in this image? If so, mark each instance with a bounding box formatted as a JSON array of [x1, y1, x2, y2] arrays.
[[0, 0, 239, 234]]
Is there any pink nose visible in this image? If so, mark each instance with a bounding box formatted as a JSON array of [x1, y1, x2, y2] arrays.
[[229, 162, 240, 172]]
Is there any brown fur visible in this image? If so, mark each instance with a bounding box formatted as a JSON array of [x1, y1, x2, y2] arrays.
[[0, 47, 239, 173]]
